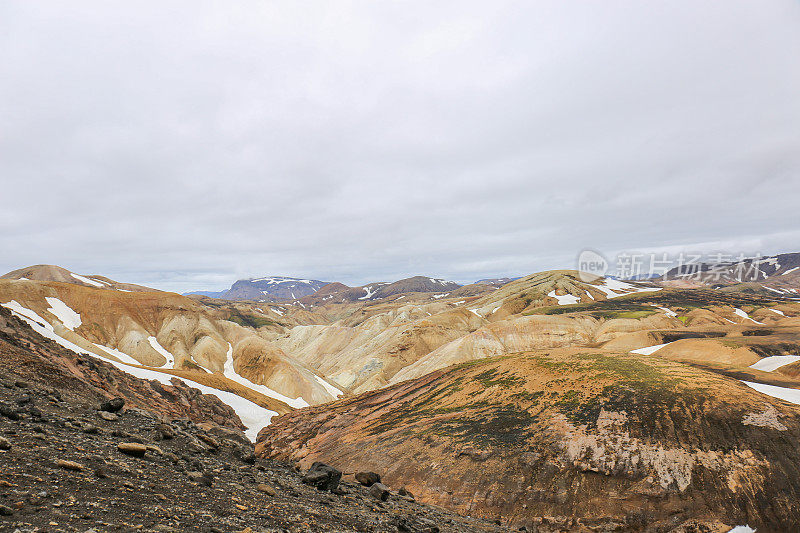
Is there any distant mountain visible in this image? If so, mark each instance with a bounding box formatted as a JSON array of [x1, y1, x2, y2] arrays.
[[302, 276, 462, 304], [1, 264, 155, 292], [186, 276, 328, 301], [657, 252, 800, 297], [474, 277, 518, 286]]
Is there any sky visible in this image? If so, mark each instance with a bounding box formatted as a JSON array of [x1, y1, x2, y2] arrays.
[[1, 1, 799, 293]]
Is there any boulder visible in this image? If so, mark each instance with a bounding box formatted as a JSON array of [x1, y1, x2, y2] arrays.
[[355, 471, 381, 487], [99, 397, 125, 413], [301, 462, 342, 491], [369, 482, 391, 501]]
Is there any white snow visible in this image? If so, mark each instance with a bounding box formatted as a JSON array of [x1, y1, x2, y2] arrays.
[[749, 356, 800, 372], [45, 297, 82, 330], [743, 381, 800, 406], [584, 290, 594, 300], [270, 307, 284, 316], [727, 526, 755, 533], [657, 306, 678, 318], [630, 342, 673, 355], [358, 285, 378, 300], [452, 300, 465, 305], [770, 309, 785, 316], [92, 343, 142, 366], [592, 278, 662, 299], [547, 290, 580, 305], [223, 343, 309, 409], [313, 375, 343, 399], [71, 273, 104, 288], [734, 308, 765, 325], [492, 306, 501, 314], [148, 336, 175, 367], [394, 296, 406, 301], [783, 267, 799, 275], [469, 309, 483, 317], [431, 293, 450, 299]]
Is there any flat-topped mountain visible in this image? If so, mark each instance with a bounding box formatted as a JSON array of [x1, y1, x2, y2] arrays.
[[186, 276, 328, 301]]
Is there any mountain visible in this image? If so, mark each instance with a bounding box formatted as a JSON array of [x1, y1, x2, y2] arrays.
[[1, 264, 155, 292], [257, 349, 800, 531], [658, 252, 800, 293], [186, 276, 329, 301], [0, 311, 510, 532], [301, 276, 463, 305], [0, 268, 343, 439], [5, 260, 800, 530]]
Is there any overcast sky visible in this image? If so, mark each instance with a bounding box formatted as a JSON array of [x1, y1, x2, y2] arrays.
[[1, 1, 799, 292]]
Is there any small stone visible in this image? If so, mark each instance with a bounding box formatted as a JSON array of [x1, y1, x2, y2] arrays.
[[257, 483, 277, 496], [56, 459, 85, 471], [369, 482, 391, 501], [0, 402, 20, 421], [98, 411, 119, 422], [117, 442, 147, 458], [355, 471, 381, 487], [0, 504, 12, 515], [82, 424, 99, 435], [0, 436, 10, 450], [187, 471, 214, 487], [99, 397, 125, 413], [398, 486, 415, 500], [16, 394, 32, 406], [155, 423, 175, 440]]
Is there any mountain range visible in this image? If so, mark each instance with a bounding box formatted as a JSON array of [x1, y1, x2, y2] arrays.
[[2, 258, 800, 531]]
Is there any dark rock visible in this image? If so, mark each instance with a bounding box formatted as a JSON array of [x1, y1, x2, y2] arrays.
[[0, 436, 10, 450], [0, 402, 20, 420], [155, 423, 175, 439], [355, 471, 381, 486], [188, 471, 214, 487], [369, 482, 391, 501], [16, 394, 32, 406], [0, 504, 12, 516], [398, 486, 415, 500], [82, 424, 99, 435], [233, 445, 256, 464], [301, 462, 342, 492], [99, 397, 125, 413]]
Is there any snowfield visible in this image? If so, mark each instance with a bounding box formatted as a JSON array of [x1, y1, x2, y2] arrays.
[[45, 297, 82, 330], [749, 356, 800, 372], [742, 381, 800, 405]]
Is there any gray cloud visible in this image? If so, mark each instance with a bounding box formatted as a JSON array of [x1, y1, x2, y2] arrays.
[[1, 1, 799, 292]]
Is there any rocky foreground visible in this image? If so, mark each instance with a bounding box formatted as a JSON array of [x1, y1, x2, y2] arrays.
[[0, 376, 512, 533]]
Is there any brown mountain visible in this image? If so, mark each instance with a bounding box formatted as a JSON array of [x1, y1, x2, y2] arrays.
[[257, 348, 800, 531]]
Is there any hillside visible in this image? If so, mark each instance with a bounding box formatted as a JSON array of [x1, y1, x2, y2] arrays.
[[258, 349, 800, 531]]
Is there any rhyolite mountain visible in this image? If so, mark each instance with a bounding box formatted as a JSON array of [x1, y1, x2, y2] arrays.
[[4, 259, 800, 531]]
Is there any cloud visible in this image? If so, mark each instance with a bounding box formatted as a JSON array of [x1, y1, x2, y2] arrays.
[[1, 0, 799, 292]]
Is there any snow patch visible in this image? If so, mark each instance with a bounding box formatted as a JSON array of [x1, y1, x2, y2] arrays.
[[148, 336, 175, 368], [71, 273, 104, 288], [770, 309, 786, 317], [734, 308, 765, 325], [45, 297, 82, 330], [630, 342, 673, 355], [749, 356, 800, 372], [782, 267, 799, 276], [547, 290, 580, 305], [742, 381, 800, 406], [313, 375, 343, 399]]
